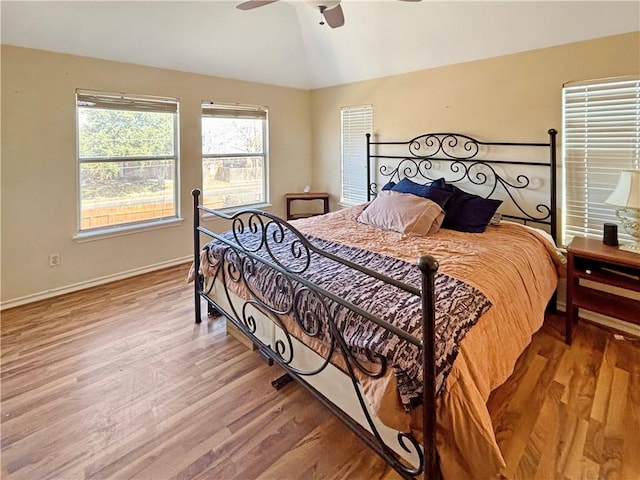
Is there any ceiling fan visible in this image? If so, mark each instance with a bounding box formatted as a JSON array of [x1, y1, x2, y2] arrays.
[[236, 0, 420, 29]]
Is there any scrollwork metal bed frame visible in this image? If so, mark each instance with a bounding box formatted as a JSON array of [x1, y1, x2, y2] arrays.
[[191, 129, 558, 479]]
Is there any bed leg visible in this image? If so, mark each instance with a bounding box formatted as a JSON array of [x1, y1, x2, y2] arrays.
[[193, 188, 202, 324], [195, 284, 202, 324], [207, 303, 222, 317], [547, 291, 558, 314], [271, 373, 293, 390]]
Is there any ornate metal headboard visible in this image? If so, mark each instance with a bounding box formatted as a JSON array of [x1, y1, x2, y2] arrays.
[[366, 129, 558, 241]]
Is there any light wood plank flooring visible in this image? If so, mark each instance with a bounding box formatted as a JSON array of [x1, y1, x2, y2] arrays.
[[2, 264, 639, 479]]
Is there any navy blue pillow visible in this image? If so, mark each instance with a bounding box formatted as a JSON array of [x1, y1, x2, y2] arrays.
[[391, 177, 429, 196], [391, 177, 453, 209], [441, 184, 502, 233], [431, 177, 447, 188], [381, 181, 396, 191]]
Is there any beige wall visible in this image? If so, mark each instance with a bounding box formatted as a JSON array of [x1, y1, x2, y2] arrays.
[[1, 45, 312, 305], [2, 32, 639, 306], [310, 32, 640, 212]]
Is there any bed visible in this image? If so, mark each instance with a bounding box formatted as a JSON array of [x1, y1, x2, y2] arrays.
[[189, 129, 563, 479]]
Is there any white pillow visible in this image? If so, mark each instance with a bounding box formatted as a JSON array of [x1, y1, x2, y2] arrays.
[[357, 190, 444, 236]]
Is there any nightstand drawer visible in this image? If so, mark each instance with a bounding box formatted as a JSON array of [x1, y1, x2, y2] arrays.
[[572, 285, 640, 325]]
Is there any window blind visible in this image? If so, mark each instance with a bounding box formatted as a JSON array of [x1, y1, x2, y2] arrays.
[[341, 105, 373, 206], [562, 77, 640, 245], [77, 90, 178, 113], [202, 102, 267, 119]]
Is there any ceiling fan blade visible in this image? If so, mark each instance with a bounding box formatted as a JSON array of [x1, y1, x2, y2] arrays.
[[323, 3, 344, 28], [236, 0, 279, 11]]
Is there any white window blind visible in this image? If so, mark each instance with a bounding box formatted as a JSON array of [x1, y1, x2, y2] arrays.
[[202, 102, 267, 119], [562, 77, 640, 246], [341, 105, 373, 205], [77, 90, 178, 113]]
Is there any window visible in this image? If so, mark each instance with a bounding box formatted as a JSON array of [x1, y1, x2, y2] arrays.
[[562, 77, 640, 246], [201, 102, 268, 210], [76, 90, 179, 232], [341, 105, 373, 206]]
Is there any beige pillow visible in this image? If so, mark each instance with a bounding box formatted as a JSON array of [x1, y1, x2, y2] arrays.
[[357, 190, 444, 236]]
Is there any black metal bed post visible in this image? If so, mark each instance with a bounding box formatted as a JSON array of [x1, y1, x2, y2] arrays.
[[548, 129, 558, 244], [366, 133, 372, 201], [547, 128, 559, 314], [418, 255, 440, 480], [192, 188, 202, 324]]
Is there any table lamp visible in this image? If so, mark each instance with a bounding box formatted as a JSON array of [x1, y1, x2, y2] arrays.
[[605, 169, 640, 253]]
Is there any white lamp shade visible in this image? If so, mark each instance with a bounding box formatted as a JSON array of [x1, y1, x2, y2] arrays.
[[605, 169, 640, 209]]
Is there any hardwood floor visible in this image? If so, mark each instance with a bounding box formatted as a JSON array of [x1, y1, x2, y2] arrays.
[[1, 264, 639, 479]]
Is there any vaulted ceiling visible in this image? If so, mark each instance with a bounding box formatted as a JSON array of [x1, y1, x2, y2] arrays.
[[2, 1, 639, 90]]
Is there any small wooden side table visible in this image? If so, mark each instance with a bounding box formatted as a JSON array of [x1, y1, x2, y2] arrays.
[[285, 192, 330, 220], [565, 237, 640, 344]]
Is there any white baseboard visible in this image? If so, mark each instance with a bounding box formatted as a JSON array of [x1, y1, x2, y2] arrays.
[[1, 256, 192, 311]]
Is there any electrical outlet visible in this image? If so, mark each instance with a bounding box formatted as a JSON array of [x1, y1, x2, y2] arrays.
[[49, 253, 61, 267]]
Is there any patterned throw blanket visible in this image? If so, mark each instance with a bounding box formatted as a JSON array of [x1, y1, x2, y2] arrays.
[[205, 229, 491, 410]]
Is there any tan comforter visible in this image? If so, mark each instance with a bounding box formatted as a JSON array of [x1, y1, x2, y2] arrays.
[[195, 204, 563, 479], [288, 205, 563, 480]]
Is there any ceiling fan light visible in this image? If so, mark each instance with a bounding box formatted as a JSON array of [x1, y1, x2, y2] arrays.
[[321, 2, 344, 28], [308, 0, 340, 10]]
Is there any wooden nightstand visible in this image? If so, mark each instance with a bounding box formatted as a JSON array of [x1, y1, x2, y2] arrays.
[[565, 237, 640, 344], [285, 192, 329, 220]]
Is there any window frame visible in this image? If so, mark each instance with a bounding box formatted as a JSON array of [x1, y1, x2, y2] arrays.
[[201, 101, 269, 212], [561, 76, 640, 246], [75, 89, 180, 237], [340, 105, 373, 206]]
